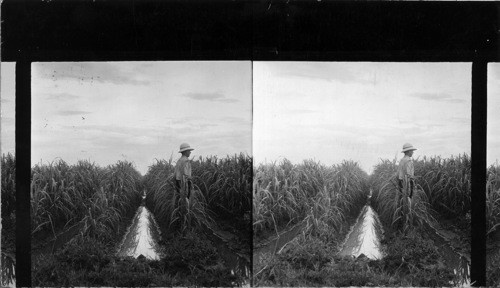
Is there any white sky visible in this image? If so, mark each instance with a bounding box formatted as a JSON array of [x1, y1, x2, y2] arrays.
[[488, 63, 500, 167], [1, 63, 15, 157], [1, 61, 252, 175], [3, 61, 499, 174], [253, 62, 472, 174]]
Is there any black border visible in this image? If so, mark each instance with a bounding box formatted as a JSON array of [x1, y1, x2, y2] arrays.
[[471, 59, 487, 286], [2, 0, 498, 286], [14, 60, 31, 287]]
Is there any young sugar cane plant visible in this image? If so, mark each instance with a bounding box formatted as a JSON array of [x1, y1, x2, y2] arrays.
[[144, 158, 214, 234], [253, 159, 369, 241], [1, 153, 16, 287], [1, 153, 16, 232], [302, 160, 369, 238], [370, 158, 435, 231], [416, 154, 471, 220], [31, 159, 142, 246], [191, 153, 252, 221], [487, 164, 500, 236], [487, 164, 500, 287]]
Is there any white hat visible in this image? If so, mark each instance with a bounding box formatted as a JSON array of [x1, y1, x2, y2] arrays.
[[402, 143, 417, 153], [179, 143, 194, 153]]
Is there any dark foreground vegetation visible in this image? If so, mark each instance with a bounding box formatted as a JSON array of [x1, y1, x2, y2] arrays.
[[487, 164, 500, 286], [255, 227, 454, 287], [371, 155, 471, 254], [1, 153, 15, 286], [253, 155, 470, 286], [24, 154, 251, 286], [33, 231, 236, 286], [143, 153, 252, 285]]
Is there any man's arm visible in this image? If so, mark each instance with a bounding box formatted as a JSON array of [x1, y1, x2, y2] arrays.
[[173, 163, 181, 193], [184, 161, 193, 197], [397, 161, 404, 192], [407, 160, 415, 197]]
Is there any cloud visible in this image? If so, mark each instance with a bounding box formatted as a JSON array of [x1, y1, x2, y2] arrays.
[[490, 64, 500, 80], [161, 117, 223, 132], [183, 92, 238, 103], [219, 117, 250, 125], [270, 62, 370, 84], [127, 135, 157, 145], [62, 124, 157, 135], [197, 123, 219, 129], [196, 129, 251, 153], [51, 125, 165, 152], [44, 93, 81, 101], [409, 92, 466, 104], [0, 117, 15, 124], [56, 110, 92, 116], [33, 62, 150, 86], [289, 109, 316, 114], [450, 117, 470, 124], [394, 119, 451, 131]]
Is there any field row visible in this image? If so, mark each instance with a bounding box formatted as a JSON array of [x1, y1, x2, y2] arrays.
[[252, 154, 480, 286], [1, 153, 252, 286], [2, 153, 500, 286]]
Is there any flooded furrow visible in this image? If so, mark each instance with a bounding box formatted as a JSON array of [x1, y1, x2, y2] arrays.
[[202, 223, 251, 285], [338, 196, 469, 285], [339, 204, 385, 260], [116, 197, 163, 260], [422, 219, 470, 286], [253, 220, 307, 265]]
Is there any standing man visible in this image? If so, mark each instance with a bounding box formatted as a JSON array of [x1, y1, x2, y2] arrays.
[[175, 143, 194, 200], [398, 143, 416, 199]]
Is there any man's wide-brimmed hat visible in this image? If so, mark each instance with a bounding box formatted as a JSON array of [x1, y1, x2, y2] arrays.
[[179, 143, 194, 153], [402, 143, 417, 153]]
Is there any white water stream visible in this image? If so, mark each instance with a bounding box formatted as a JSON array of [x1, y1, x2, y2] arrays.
[[338, 197, 470, 286], [116, 194, 162, 260], [339, 205, 384, 260]]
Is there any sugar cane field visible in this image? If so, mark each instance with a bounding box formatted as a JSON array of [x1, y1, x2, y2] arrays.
[[253, 154, 476, 287], [4, 153, 500, 286], [1, 153, 251, 286]]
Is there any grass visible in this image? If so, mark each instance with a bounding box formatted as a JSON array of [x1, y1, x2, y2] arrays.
[[370, 158, 436, 231], [31, 159, 142, 244], [487, 247, 500, 287], [1, 153, 16, 286], [143, 158, 214, 234], [30, 154, 249, 286], [1, 153, 15, 232], [6, 152, 474, 286], [487, 164, 500, 286], [416, 154, 471, 220], [142, 154, 252, 285], [253, 159, 369, 242], [143, 154, 252, 235], [254, 155, 469, 286], [370, 154, 470, 233], [32, 231, 239, 287], [254, 227, 456, 287], [191, 154, 252, 221], [30, 159, 146, 286], [487, 164, 500, 236]]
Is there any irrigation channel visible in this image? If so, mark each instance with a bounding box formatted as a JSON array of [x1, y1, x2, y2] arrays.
[[117, 191, 251, 283], [254, 190, 470, 285], [116, 194, 163, 260], [338, 205, 384, 260]]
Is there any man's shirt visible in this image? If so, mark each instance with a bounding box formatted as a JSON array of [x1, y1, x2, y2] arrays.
[[398, 155, 414, 181], [174, 155, 192, 182]]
